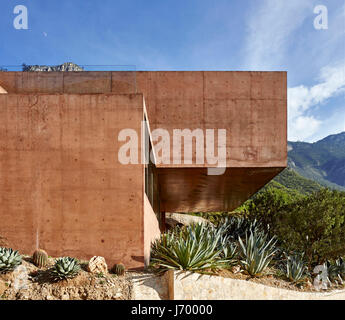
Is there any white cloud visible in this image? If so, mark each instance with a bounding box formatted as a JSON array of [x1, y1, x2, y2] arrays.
[[244, 0, 314, 69], [289, 116, 321, 141], [306, 106, 345, 142], [288, 60, 345, 141]]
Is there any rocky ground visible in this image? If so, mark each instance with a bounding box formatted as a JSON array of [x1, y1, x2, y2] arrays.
[[2, 256, 342, 300], [0, 257, 132, 300]]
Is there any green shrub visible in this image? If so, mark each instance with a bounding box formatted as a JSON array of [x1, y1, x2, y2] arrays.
[[150, 224, 227, 273], [0, 248, 22, 273], [238, 230, 277, 277], [245, 187, 296, 233], [274, 189, 345, 265]]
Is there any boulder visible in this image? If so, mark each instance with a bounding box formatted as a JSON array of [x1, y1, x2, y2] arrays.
[[87, 256, 108, 275], [165, 213, 213, 228]]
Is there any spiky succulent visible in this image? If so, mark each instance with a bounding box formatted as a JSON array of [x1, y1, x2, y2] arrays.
[[222, 217, 261, 241], [238, 230, 277, 277], [150, 223, 226, 273], [327, 258, 345, 283], [217, 233, 238, 267], [285, 253, 308, 283], [0, 247, 22, 273], [49, 257, 80, 281]]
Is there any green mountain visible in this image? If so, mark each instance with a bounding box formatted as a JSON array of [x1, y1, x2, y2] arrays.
[[270, 167, 322, 195], [287, 132, 345, 191]]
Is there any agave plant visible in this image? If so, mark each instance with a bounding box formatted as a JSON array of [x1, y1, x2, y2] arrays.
[[217, 233, 238, 267], [327, 258, 345, 283], [49, 257, 81, 281], [0, 247, 22, 273], [238, 230, 277, 277], [222, 217, 261, 241], [285, 253, 308, 283], [150, 223, 226, 273]]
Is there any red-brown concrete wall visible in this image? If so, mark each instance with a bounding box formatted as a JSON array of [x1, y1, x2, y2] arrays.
[[143, 194, 161, 266], [0, 93, 145, 269]]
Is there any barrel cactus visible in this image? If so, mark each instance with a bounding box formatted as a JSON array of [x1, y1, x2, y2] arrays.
[[33, 249, 48, 268], [49, 257, 80, 281], [0, 247, 22, 273], [112, 263, 125, 276]]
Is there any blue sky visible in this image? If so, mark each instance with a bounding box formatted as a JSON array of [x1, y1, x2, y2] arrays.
[[0, 0, 344, 142]]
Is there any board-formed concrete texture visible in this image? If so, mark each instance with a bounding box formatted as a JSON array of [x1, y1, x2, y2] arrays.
[[0, 71, 287, 269], [0, 93, 146, 269]]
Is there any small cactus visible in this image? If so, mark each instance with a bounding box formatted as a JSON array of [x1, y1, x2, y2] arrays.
[[112, 263, 125, 276], [0, 247, 22, 273], [33, 249, 48, 268]]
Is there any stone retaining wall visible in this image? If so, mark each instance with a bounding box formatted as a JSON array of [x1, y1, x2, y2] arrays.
[[172, 272, 345, 300], [132, 271, 345, 300]]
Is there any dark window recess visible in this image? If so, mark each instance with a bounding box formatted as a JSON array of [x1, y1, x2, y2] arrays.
[[144, 118, 162, 229]]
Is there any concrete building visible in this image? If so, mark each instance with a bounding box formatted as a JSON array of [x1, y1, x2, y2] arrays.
[[0, 71, 287, 269]]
